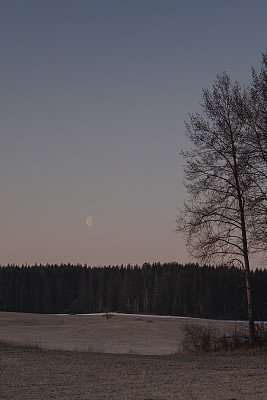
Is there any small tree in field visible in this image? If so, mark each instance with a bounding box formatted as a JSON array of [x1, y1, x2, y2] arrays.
[[176, 72, 267, 344]]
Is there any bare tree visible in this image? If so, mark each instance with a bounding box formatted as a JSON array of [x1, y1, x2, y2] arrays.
[[176, 73, 261, 343], [242, 52, 267, 250]]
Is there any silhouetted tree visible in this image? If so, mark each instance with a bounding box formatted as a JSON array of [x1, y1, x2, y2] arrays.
[[242, 52, 267, 251], [176, 72, 266, 343]]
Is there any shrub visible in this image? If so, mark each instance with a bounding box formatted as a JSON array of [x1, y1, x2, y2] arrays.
[[181, 322, 267, 353]]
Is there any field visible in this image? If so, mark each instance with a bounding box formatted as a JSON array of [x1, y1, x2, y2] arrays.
[[1, 312, 266, 399]]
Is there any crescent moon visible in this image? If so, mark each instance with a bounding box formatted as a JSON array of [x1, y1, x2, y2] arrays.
[[86, 216, 93, 226]]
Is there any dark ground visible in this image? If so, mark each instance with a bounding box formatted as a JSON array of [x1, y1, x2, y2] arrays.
[[1, 343, 266, 400]]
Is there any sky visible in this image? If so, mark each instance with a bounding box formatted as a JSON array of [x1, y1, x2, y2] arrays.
[[1, 0, 267, 267]]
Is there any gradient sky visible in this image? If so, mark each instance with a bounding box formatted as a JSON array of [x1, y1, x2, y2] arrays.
[[1, 1, 267, 267]]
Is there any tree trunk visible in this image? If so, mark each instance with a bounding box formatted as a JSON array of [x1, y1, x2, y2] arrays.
[[230, 129, 256, 345], [240, 219, 256, 344], [244, 267, 256, 344], [240, 213, 256, 345]]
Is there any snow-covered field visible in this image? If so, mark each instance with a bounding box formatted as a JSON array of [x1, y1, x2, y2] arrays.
[[1, 311, 263, 355], [54, 311, 267, 324]]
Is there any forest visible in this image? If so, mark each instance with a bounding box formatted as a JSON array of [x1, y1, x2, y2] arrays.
[[0, 263, 266, 321]]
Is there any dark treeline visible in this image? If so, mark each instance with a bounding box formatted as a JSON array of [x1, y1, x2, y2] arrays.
[[0, 263, 266, 320]]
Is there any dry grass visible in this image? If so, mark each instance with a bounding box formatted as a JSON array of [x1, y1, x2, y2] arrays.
[[0, 338, 42, 351], [1, 340, 267, 400], [1, 312, 267, 399]]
